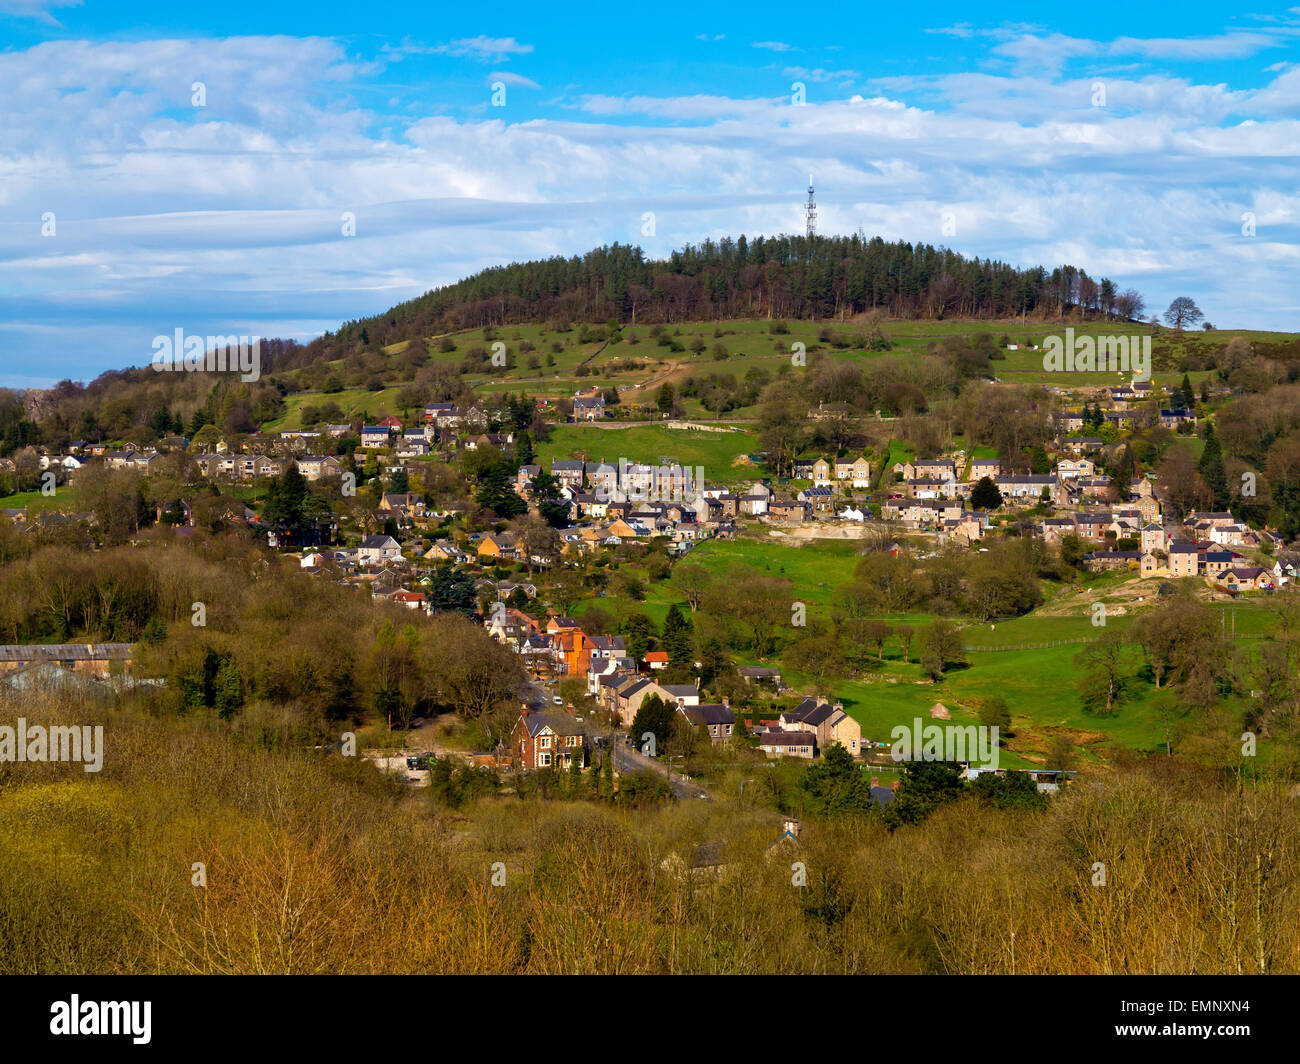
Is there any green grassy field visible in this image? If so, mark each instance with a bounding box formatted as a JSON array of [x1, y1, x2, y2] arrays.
[[265, 387, 409, 432], [535, 423, 760, 484], [560, 530, 1284, 770], [268, 316, 1299, 432], [0, 487, 86, 513]]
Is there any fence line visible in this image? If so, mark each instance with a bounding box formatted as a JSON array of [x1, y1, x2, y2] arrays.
[[964, 632, 1267, 652]]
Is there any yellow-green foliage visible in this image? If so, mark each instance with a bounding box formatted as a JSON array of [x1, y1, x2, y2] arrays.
[[1, 689, 1298, 974]]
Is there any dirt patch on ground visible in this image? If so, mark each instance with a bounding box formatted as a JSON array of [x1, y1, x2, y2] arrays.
[[1036, 576, 1156, 617], [766, 524, 874, 542], [1037, 573, 1239, 617], [1009, 722, 1114, 767]]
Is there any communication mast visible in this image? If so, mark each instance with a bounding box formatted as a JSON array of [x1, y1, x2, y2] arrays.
[[804, 174, 817, 239]]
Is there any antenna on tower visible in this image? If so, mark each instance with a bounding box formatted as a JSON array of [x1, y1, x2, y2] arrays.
[[805, 174, 817, 239]]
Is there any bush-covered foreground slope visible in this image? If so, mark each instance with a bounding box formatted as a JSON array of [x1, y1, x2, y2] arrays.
[[1, 688, 1296, 975]]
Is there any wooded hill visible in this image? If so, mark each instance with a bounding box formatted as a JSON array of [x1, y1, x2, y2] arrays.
[[279, 233, 1145, 372]]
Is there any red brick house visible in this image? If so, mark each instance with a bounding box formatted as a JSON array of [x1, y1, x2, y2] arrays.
[[512, 709, 585, 770]]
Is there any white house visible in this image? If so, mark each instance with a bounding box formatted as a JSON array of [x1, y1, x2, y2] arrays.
[[358, 534, 402, 566]]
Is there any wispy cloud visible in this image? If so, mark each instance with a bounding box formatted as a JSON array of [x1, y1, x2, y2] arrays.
[[489, 71, 540, 90], [784, 66, 860, 84], [0, 0, 80, 25], [992, 27, 1286, 74], [925, 23, 976, 39], [382, 35, 534, 62], [436, 35, 533, 61]]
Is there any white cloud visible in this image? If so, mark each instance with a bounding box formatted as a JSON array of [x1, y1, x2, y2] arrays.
[[489, 71, 541, 90], [925, 23, 976, 39], [382, 35, 533, 62], [435, 36, 533, 61], [990, 27, 1287, 76], [0, 0, 80, 25], [0, 30, 1297, 383], [784, 66, 861, 84]]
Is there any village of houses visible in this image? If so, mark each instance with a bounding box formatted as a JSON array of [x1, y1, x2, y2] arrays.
[[2, 378, 1291, 789]]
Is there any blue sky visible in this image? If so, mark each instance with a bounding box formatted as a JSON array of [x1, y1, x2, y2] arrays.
[[1, 1, 1298, 387]]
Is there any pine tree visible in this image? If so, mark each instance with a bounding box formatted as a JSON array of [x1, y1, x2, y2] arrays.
[[1198, 425, 1228, 510], [214, 659, 243, 720], [476, 463, 527, 518], [426, 566, 478, 617], [630, 694, 676, 753], [971, 476, 1002, 511], [264, 462, 310, 530], [515, 430, 534, 467], [1113, 445, 1135, 491], [661, 604, 694, 669]]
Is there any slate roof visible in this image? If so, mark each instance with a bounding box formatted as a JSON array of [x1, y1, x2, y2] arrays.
[[0, 643, 134, 662], [521, 712, 584, 738]]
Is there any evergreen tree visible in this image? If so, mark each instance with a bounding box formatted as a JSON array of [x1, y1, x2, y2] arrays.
[[515, 430, 534, 467], [888, 760, 964, 826], [426, 566, 479, 617], [630, 694, 676, 754], [802, 743, 873, 817], [214, 659, 243, 720], [1112, 444, 1135, 490], [622, 612, 657, 661], [661, 604, 694, 669], [528, 470, 570, 527], [697, 635, 728, 687], [1198, 424, 1228, 509], [263, 462, 310, 531], [970, 476, 1002, 511], [476, 462, 527, 518], [568, 745, 584, 791], [729, 714, 750, 752]]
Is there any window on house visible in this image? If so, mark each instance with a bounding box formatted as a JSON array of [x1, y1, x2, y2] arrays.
[[539, 753, 551, 767]]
